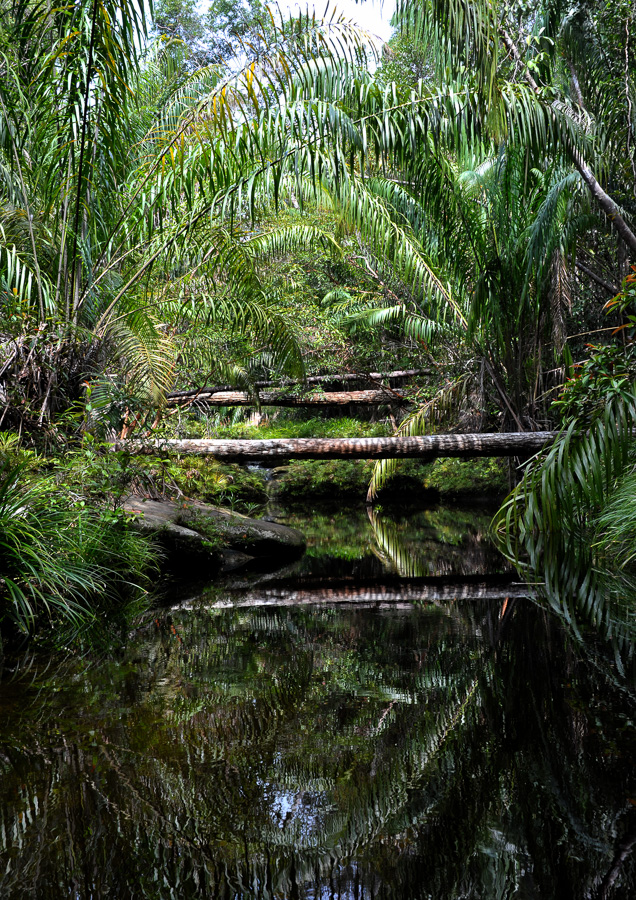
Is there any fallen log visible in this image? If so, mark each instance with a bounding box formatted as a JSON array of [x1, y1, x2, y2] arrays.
[[167, 368, 431, 401], [167, 389, 408, 408], [118, 431, 557, 461]]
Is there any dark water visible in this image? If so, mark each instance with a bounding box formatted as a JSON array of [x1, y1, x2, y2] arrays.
[[1, 503, 635, 899]]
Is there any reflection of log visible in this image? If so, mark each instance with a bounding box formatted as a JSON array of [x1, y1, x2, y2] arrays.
[[167, 389, 407, 408], [120, 432, 557, 461], [167, 368, 431, 402], [190, 581, 532, 608]]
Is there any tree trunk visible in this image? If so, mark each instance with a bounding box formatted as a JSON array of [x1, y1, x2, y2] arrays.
[[118, 432, 557, 461], [167, 389, 408, 408], [571, 151, 636, 255], [500, 27, 636, 255], [167, 369, 430, 401], [575, 260, 619, 295]]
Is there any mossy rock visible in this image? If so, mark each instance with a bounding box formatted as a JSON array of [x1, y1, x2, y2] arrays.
[[124, 497, 305, 573]]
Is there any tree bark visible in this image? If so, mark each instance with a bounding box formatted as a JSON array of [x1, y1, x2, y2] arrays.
[[167, 369, 430, 401], [118, 432, 557, 461], [575, 260, 619, 296], [167, 389, 408, 408], [571, 150, 636, 255]]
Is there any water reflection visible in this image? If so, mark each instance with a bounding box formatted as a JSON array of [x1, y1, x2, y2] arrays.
[[270, 502, 509, 581], [493, 501, 636, 681], [0, 596, 634, 898]]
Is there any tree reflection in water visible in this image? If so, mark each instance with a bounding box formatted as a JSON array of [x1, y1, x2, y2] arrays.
[[0, 507, 634, 899]]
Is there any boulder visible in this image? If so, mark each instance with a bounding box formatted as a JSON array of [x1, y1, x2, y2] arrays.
[[123, 496, 305, 573]]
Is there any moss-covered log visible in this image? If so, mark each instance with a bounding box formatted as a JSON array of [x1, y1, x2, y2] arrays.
[[119, 432, 557, 461]]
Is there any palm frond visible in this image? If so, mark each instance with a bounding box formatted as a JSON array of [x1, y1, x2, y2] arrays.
[[0, 239, 54, 315], [493, 392, 636, 647], [106, 307, 177, 406], [331, 175, 466, 326]]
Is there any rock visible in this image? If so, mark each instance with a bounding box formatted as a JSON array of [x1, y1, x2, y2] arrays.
[[123, 496, 305, 573]]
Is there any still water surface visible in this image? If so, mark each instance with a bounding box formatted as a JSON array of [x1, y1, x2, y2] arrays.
[[0, 502, 635, 898]]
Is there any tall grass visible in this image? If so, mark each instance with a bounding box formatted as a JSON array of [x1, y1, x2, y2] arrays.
[[0, 459, 157, 643]]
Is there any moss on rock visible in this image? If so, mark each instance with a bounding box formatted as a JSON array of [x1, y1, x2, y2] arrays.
[[123, 496, 306, 574]]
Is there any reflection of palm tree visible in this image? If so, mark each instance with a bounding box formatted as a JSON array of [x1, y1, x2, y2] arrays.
[[367, 505, 507, 581], [1, 604, 634, 898], [368, 506, 429, 578]]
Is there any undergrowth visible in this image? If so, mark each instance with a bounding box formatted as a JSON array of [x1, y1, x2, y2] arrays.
[[154, 413, 392, 441], [0, 455, 158, 647]]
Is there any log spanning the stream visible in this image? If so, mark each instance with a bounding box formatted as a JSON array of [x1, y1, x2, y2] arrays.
[[167, 389, 408, 408], [166, 368, 431, 403], [119, 431, 557, 462]]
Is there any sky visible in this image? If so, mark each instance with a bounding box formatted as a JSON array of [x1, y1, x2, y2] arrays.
[[281, 0, 396, 44]]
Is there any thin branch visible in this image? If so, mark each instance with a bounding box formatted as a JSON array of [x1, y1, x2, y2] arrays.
[[575, 260, 619, 296]]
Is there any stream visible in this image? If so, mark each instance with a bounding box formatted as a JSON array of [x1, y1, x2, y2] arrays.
[[0, 499, 635, 898]]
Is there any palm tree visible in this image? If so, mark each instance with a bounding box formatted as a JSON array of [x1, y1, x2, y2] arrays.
[[390, 0, 636, 255], [0, 0, 177, 425], [2, 0, 631, 435], [0, 3, 370, 430]]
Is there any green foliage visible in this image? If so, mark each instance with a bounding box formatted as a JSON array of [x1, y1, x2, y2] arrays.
[[419, 457, 508, 496], [3, 4, 379, 429], [552, 343, 636, 426], [595, 468, 636, 568], [135, 456, 267, 511], [153, 0, 273, 67], [377, 30, 431, 92], [58, 439, 142, 509], [604, 264, 636, 332], [4, 0, 628, 438], [202, 416, 391, 441], [496, 393, 636, 552], [271, 459, 376, 503], [368, 376, 469, 501], [1, 0, 634, 658], [58, 438, 268, 512], [0, 458, 157, 639], [153, 0, 209, 64], [494, 392, 636, 647]]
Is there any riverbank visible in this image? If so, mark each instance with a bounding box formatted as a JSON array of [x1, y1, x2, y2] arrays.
[[0, 421, 510, 650]]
